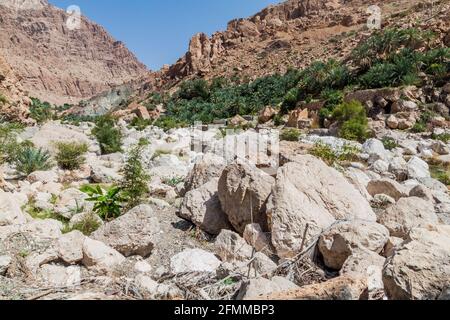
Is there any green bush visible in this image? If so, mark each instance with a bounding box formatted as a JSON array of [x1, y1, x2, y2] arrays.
[[130, 117, 152, 131], [81, 185, 124, 221], [14, 146, 52, 175], [332, 100, 369, 142], [310, 142, 360, 166], [411, 109, 435, 133], [0, 94, 8, 105], [280, 128, 301, 141], [381, 137, 398, 150], [432, 133, 450, 143], [120, 143, 150, 209], [55, 141, 88, 170], [63, 213, 101, 235], [310, 143, 338, 165], [29, 98, 54, 124], [92, 115, 122, 154], [0, 122, 23, 164]]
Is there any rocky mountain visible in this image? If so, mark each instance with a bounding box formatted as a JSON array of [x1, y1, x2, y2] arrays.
[[0, 0, 148, 105], [140, 0, 448, 91]]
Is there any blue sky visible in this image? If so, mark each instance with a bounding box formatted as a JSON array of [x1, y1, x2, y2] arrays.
[[48, 0, 281, 70]]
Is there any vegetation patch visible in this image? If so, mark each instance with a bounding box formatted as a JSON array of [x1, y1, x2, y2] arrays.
[[55, 141, 88, 170]]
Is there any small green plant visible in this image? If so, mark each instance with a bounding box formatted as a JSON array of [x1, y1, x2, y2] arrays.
[[0, 94, 8, 105], [25, 199, 69, 227], [332, 100, 369, 142], [29, 98, 54, 124], [411, 109, 435, 133], [310, 142, 359, 166], [432, 133, 450, 143], [92, 115, 123, 154], [81, 185, 124, 221], [280, 128, 301, 141], [163, 176, 184, 187], [0, 121, 23, 164], [63, 213, 101, 236], [54, 141, 88, 170], [14, 146, 52, 175], [130, 117, 152, 131], [381, 137, 398, 150], [120, 143, 150, 209], [310, 142, 338, 165], [430, 164, 450, 186]]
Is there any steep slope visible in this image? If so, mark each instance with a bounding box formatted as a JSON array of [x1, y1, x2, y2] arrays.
[[0, 0, 148, 105]]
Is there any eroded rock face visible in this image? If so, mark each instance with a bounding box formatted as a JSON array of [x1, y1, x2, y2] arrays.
[[269, 155, 376, 259], [0, 0, 148, 105], [218, 159, 275, 234], [91, 205, 160, 257], [383, 225, 450, 300]]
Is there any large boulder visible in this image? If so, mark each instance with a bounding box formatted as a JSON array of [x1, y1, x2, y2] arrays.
[[383, 225, 450, 300], [30, 122, 99, 155], [178, 178, 231, 235], [170, 248, 221, 274], [37, 264, 81, 287], [92, 205, 160, 257], [183, 153, 226, 195], [218, 159, 274, 234], [318, 220, 389, 270], [0, 191, 27, 226], [378, 197, 439, 238], [269, 156, 376, 259]]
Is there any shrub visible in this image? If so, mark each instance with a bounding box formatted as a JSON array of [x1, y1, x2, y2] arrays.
[[310, 143, 338, 165], [163, 176, 184, 187], [63, 213, 101, 235], [120, 143, 150, 209], [381, 137, 398, 150], [14, 146, 52, 175], [280, 128, 301, 141], [0, 122, 23, 164], [332, 100, 369, 142], [411, 109, 435, 133], [29, 98, 54, 124], [55, 141, 88, 170], [310, 142, 360, 166], [81, 185, 124, 221], [432, 133, 450, 143], [430, 165, 450, 186], [92, 115, 122, 154], [0, 94, 8, 105], [130, 117, 152, 131]]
